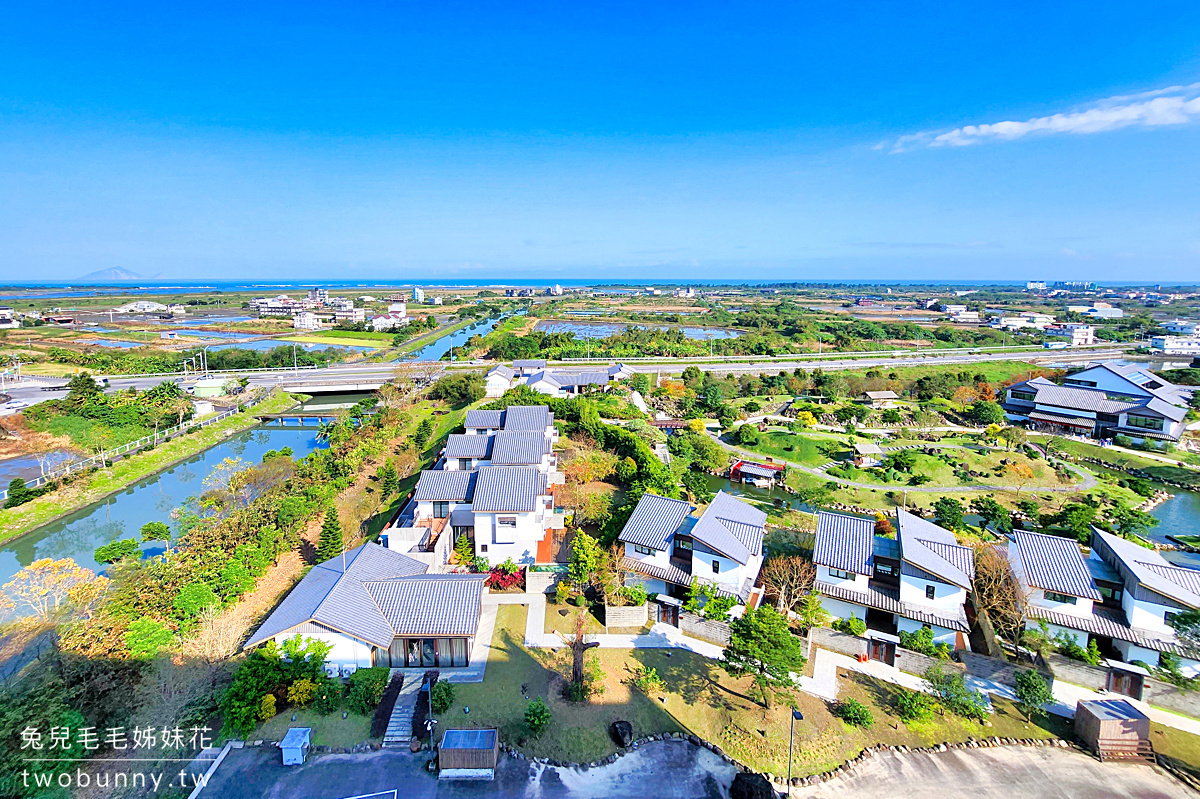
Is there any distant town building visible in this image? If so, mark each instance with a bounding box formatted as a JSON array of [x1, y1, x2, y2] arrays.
[[334, 307, 367, 325], [1054, 281, 1097, 291], [1044, 323, 1095, 346], [293, 311, 323, 331], [1068, 303, 1124, 319], [0, 307, 17, 329], [166, 303, 188, 315], [546, 284, 564, 296], [370, 312, 410, 332], [307, 287, 329, 303], [413, 287, 425, 303], [1165, 320, 1200, 336], [387, 302, 407, 315], [114, 300, 169, 314], [1150, 336, 1200, 356], [1026, 281, 1047, 291], [329, 297, 355, 311]]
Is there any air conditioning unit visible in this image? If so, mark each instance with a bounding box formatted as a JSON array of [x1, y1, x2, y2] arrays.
[[323, 664, 339, 679], [341, 664, 358, 678]]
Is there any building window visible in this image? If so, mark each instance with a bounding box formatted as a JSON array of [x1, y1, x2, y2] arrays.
[[458, 458, 473, 470], [432, 501, 449, 519], [479, 544, 487, 553], [828, 568, 856, 581], [712, 560, 721, 574], [1098, 585, 1122, 603], [675, 538, 693, 551], [1011, 390, 1036, 402], [875, 562, 897, 577], [1166, 611, 1181, 627], [925, 585, 936, 601], [1126, 415, 1164, 431], [634, 545, 656, 556], [498, 517, 517, 528], [1043, 590, 1077, 605]]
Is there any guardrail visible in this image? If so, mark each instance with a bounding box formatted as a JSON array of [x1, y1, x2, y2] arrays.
[[0, 391, 273, 503], [553, 344, 1127, 364]]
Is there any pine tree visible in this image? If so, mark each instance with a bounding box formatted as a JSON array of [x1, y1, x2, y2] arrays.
[[317, 505, 343, 563], [453, 532, 474, 565], [379, 458, 399, 498]]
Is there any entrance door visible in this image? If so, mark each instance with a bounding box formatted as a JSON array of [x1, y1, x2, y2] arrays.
[[1107, 669, 1144, 699], [868, 639, 895, 665], [659, 602, 679, 627]]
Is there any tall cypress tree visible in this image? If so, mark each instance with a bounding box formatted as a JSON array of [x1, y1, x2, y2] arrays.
[[317, 505, 343, 563]]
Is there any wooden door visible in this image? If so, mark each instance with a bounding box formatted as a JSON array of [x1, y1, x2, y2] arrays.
[[1107, 669, 1144, 699]]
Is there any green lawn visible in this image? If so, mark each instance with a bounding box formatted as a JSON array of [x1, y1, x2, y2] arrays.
[[1053, 439, 1200, 489], [734, 430, 839, 466], [445, 605, 1075, 776], [254, 707, 375, 748]]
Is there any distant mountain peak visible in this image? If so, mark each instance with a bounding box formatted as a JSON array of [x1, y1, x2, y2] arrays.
[[78, 267, 144, 281]]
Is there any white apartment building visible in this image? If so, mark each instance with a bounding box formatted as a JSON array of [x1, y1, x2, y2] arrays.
[[1151, 336, 1200, 356], [413, 287, 425, 303], [1164, 320, 1200, 336], [334, 307, 366, 325], [293, 312, 323, 331], [1044, 323, 1095, 346]]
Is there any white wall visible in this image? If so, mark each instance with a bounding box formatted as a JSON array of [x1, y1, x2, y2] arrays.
[[474, 509, 543, 564], [273, 631, 374, 669], [1027, 590, 1096, 619], [1064, 366, 1148, 397], [899, 573, 967, 617], [623, 540, 672, 571], [690, 544, 749, 594], [1024, 618, 1088, 649], [819, 595, 869, 623], [624, 575, 670, 596], [817, 564, 868, 594], [1122, 590, 1178, 636]]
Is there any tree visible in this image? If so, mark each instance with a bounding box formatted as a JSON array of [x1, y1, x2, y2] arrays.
[[174, 581, 220, 620], [681, 470, 715, 504], [1057, 502, 1096, 542], [429, 372, 486, 405], [568, 530, 602, 590], [932, 497, 965, 531], [524, 697, 552, 736], [924, 664, 988, 721], [316, 504, 344, 563], [2, 558, 106, 621], [968, 400, 1005, 427], [1004, 462, 1036, 496], [1108, 501, 1160, 539], [140, 521, 172, 555], [566, 608, 601, 698], [873, 512, 894, 536], [760, 556, 815, 615], [952, 385, 979, 411], [737, 423, 761, 446], [627, 372, 651, 394], [94, 538, 141, 564], [970, 497, 1013, 534], [1014, 669, 1053, 720], [793, 591, 830, 632], [377, 458, 399, 498], [971, 543, 1031, 652], [125, 618, 174, 659], [453, 532, 475, 565], [998, 426, 1027, 451], [3, 478, 36, 509], [722, 606, 806, 708], [413, 417, 434, 448]]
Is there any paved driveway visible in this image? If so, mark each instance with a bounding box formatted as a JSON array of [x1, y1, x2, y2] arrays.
[[202, 739, 734, 799], [797, 745, 1190, 799]]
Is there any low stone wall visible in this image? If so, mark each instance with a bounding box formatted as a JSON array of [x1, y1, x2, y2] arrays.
[[894, 646, 958, 679], [810, 627, 965, 679], [527, 568, 567, 595], [1043, 652, 1200, 719], [679, 610, 731, 646], [959, 651, 1024, 687], [1142, 680, 1200, 718], [605, 604, 648, 628], [1042, 652, 1106, 690]]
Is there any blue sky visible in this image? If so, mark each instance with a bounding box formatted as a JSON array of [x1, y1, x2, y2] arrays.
[[2, 1, 1199, 282]]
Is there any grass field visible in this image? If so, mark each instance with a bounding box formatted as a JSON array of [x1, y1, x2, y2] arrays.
[[254, 707, 375, 748], [1053, 439, 1200, 489], [735, 430, 838, 466], [448, 605, 1075, 776], [290, 334, 386, 348]]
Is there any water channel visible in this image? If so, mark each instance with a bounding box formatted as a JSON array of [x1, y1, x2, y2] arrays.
[[535, 320, 741, 340], [0, 425, 327, 585]]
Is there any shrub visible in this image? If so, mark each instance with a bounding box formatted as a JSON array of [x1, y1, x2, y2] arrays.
[[94, 538, 141, 564], [430, 680, 456, 713], [313, 676, 342, 714], [1014, 669, 1053, 718], [924, 664, 988, 721], [486, 565, 524, 591], [836, 698, 874, 727], [125, 618, 173, 659], [737, 423, 761, 446], [287, 678, 317, 706], [346, 667, 390, 715], [898, 626, 951, 660], [895, 689, 933, 722], [631, 665, 666, 696], [524, 697, 552, 735], [256, 694, 276, 721], [832, 615, 867, 637]]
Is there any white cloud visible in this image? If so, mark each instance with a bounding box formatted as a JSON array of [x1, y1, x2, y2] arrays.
[[887, 83, 1200, 152]]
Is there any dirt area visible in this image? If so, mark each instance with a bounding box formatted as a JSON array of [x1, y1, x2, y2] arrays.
[[0, 417, 76, 459]]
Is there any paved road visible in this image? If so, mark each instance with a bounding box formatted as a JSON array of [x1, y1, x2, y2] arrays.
[[202, 739, 733, 799], [797, 744, 1190, 799]]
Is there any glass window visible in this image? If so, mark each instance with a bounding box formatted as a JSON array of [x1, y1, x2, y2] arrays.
[[498, 517, 517, 527], [712, 560, 721, 574], [1098, 585, 1122, 603], [926, 585, 936, 600], [1126, 415, 1164, 431], [829, 568, 856, 581], [458, 458, 473, 470], [634, 544, 656, 556], [433, 501, 449, 518], [1011, 390, 1036, 402], [875, 562, 897, 577], [1043, 590, 1077, 605]]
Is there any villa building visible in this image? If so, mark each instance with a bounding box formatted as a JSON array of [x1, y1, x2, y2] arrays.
[[813, 509, 975, 655], [485, 362, 632, 397]]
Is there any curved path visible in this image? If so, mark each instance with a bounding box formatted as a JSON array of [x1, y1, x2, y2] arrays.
[[714, 434, 1097, 494]]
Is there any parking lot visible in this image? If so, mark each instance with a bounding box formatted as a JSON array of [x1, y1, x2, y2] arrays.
[[200, 739, 735, 799]]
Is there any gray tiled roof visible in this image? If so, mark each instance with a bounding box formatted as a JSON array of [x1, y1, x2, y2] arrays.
[[815, 580, 969, 632], [618, 493, 694, 551], [501, 405, 553, 432], [464, 409, 504, 429], [513, 359, 547, 369], [737, 463, 779, 479], [413, 470, 477, 502], [1028, 410, 1095, 428], [895, 509, 974, 588], [364, 575, 486, 637], [545, 370, 611, 388], [491, 431, 551, 465], [1143, 397, 1188, 423], [1029, 605, 1200, 659], [1031, 383, 1141, 415], [527, 371, 562, 388], [1012, 530, 1101, 600], [244, 544, 429, 649], [813, 512, 875, 575], [689, 491, 766, 565], [622, 556, 692, 588], [471, 466, 546, 513], [444, 434, 494, 460], [487, 364, 515, 379], [1093, 528, 1200, 608]]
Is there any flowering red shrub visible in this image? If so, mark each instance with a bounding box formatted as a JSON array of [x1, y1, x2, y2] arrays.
[[486, 566, 525, 591]]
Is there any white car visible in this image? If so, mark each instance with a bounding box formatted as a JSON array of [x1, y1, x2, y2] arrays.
[[4, 400, 29, 410]]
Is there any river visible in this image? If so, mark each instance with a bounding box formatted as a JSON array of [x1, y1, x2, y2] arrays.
[[403, 315, 507, 361], [1150, 489, 1200, 569], [0, 426, 327, 585]]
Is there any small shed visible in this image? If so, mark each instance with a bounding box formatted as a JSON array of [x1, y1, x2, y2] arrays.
[[862, 390, 900, 408], [280, 727, 311, 766], [439, 729, 499, 780], [853, 442, 884, 467], [1074, 699, 1153, 762]]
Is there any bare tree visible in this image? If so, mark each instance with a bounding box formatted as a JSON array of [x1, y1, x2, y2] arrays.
[[760, 556, 815, 615], [568, 609, 600, 689], [971, 543, 1032, 654]]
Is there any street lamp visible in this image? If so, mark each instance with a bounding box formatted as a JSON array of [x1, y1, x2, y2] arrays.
[[787, 709, 803, 796]]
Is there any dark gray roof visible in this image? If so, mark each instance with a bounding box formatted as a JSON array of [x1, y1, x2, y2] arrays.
[[1142, 397, 1188, 423], [1031, 383, 1140, 415], [444, 434, 493, 460], [1028, 410, 1095, 428], [491, 431, 551, 466], [487, 364, 515, 379], [1012, 530, 1102, 600], [1093, 529, 1200, 608], [449, 507, 475, 527], [244, 544, 428, 649], [813, 512, 875, 575], [543, 370, 611, 387], [414, 470, 477, 502], [526, 371, 561, 388], [737, 463, 779, 479], [815, 580, 969, 632], [471, 466, 546, 513], [464, 409, 504, 429], [501, 405, 553, 432], [689, 491, 766, 565], [1029, 605, 1200, 659], [618, 493, 695, 551], [895, 509, 974, 588], [622, 556, 692, 588], [364, 575, 486, 637]]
